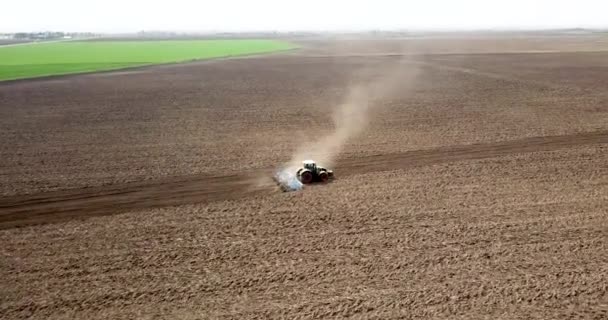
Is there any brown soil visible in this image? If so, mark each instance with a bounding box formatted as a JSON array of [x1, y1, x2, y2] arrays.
[[1, 36, 607, 319], [1, 130, 606, 229]]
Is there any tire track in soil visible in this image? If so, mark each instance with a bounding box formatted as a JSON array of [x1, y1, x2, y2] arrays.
[[1, 130, 606, 229]]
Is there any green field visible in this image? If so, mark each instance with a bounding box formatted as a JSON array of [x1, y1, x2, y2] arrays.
[[0, 40, 296, 81]]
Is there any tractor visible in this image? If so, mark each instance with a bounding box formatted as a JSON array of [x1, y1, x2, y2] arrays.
[[296, 160, 334, 184]]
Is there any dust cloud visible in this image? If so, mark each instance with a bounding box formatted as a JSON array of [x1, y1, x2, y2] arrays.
[[275, 57, 420, 190]]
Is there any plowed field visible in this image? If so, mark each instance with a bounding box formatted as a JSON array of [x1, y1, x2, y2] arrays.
[[1, 36, 607, 319]]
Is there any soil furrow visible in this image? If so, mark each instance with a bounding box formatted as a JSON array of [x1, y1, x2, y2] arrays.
[[0, 130, 605, 229]]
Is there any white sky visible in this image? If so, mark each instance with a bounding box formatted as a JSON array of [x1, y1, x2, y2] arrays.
[[2, 0, 606, 33]]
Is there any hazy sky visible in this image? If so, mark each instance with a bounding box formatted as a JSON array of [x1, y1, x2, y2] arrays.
[[2, 0, 606, 33]]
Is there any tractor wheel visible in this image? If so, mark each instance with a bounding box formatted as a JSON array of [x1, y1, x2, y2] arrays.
[[299, 170, 313, 184], [318, 171, 329, 183]]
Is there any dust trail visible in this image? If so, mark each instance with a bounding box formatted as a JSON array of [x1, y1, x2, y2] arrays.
[[275, 58, 420, 190]]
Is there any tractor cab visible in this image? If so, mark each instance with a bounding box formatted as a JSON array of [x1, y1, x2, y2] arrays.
[[302, 160, 317, 172]]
